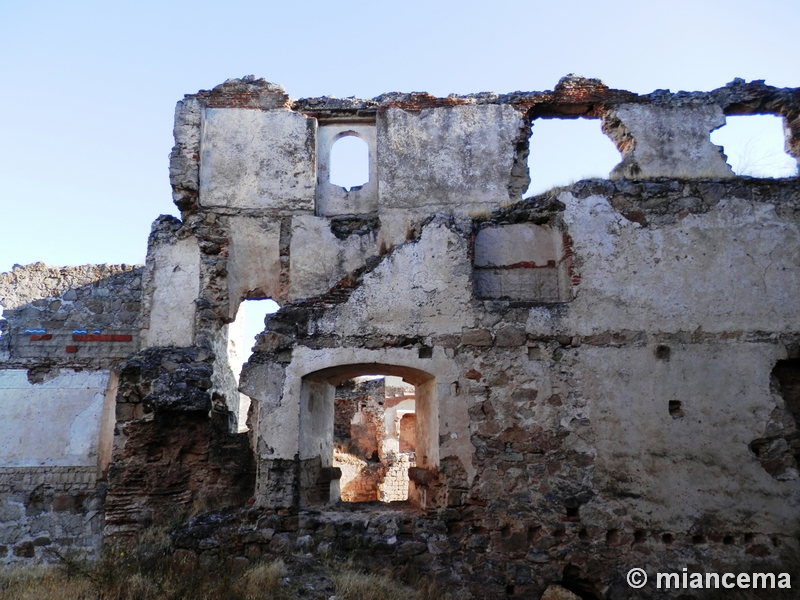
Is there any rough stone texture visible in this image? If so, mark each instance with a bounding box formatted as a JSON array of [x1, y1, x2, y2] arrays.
[[199, 108, 316, 211], [0, 265, 139, 564], [541, 585, 581, 600], [0, 469, 104, 565], [603, 104, 734, 179], [0, 263, 141, 364], [169, 97, 203, 211], [787, 114, 800, 166], [105, 410, 254, 537]]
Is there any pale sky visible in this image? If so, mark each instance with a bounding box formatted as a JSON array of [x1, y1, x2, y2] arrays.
[[1, 0, 797, 340]]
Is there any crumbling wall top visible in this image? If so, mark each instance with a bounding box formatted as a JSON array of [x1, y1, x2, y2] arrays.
[[185, 75, 800, 119]]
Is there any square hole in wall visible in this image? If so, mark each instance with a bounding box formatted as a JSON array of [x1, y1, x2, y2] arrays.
[[711, 114, 797, 178]]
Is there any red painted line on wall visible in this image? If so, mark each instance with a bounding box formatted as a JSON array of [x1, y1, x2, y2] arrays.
[[71, 334, 133, 342], [65, 345, 78, 353], [29, 334, 53, 341]]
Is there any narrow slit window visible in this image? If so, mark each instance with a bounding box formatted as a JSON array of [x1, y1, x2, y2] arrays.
[[329, 134, 369, 191]]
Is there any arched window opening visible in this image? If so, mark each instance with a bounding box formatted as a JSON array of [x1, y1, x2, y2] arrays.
[[329, 134, 369, 191], [333, 375, 417, 503], [711, 114, 797, 178], [525, 118, 621, 197], [228, 298, 280, 432]]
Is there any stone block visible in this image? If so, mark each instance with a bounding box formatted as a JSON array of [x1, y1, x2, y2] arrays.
[[13, 541, 34, 557], [494, 325, 526, 347], [461, 329, 493, 346]]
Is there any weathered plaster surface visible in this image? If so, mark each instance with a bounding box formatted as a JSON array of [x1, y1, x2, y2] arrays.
[[141, 235, 199, 348], [559, 193, 800, 335], [0, 369, 110, 467], [604, 104, 735, 179], [200, 108, 316, 211], [377, 105, 526, 211], [581, 344, 799, 532], [288, 215, 377, 300]]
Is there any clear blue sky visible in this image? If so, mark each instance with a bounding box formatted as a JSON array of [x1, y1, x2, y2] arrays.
[[0, 0, 797, 275]]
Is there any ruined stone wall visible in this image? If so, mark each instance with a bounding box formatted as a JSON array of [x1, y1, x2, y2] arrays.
[[2, 74, 800, 598], [0, 263, 140, 563], [211, 76, 798, 597], [0, 263, 141, 366]]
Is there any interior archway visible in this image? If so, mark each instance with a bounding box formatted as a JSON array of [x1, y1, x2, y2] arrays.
[[299, 363, 438, 508]]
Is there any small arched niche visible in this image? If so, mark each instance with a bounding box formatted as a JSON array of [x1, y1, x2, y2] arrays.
[[316, 123, 378, 217], [299, 363, 437, 509]]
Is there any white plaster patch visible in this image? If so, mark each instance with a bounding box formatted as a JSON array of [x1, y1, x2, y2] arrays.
[[581, 344, 799, 532], [200, 108, 316, 211], [0, 370, 110, 467], [378, 104, 524, 212], [142, 236, 200, 348], [321, 221, 475, 337], [557, 193, 800, 334], [289, 215, 377, 300]]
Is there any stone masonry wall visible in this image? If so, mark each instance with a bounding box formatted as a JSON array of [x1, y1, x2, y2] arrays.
[[0, 263, 142, 366], [0, 263, 142, 564]]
